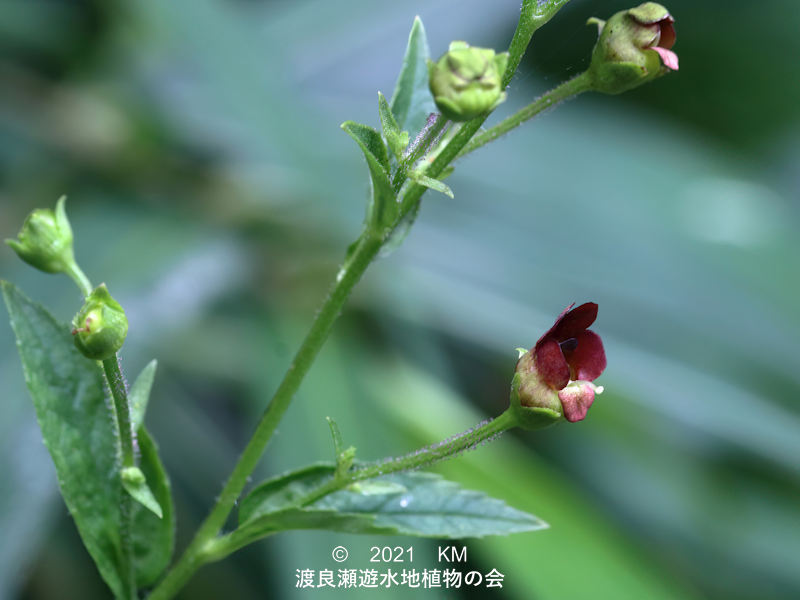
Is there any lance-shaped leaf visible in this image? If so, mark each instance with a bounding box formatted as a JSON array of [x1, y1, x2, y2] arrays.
[[239, 463, 546, 539], [390, 17, 437, 135], [2, 281, 126, 598], [378, 91, 409, 160], [121, 467, 162, 519], [409, 171, 454, 199], [341, 121, 398, 231], [129, 360, 157, 432], [527, 0, 574, 32], [131, 429, 174, 587]]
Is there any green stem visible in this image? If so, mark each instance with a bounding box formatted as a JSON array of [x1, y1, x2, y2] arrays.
[[66, 262, 93, 297], [103, 356, 136, 468], [147, 231, 384, 600], [503, 0, 539, 89], [198, 409, 518, 563], [148, 4, 569, 597], [459, 71, 592, 157], [103, 355, 137, 599], [304, 408, 517, 506], [392, 114, 449, 193]]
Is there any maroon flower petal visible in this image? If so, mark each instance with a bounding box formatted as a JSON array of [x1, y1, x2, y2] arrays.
[[558, 384, 595, 423], [551, 302, 598, 342], [535, 303, 575, 347], [659, 21, 676, 49], [533, 338, 570, 390], [565, 330, 607, 382]]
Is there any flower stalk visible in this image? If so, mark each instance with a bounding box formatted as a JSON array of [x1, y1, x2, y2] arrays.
[[459, 71, 594, 157]]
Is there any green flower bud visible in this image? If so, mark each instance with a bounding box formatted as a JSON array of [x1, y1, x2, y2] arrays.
[[428, 41, 509, 122], [72, 284, 128, 360], [5, 196, 76, 274], [121, 466, 146, 485], [586, 3, 678, 95]]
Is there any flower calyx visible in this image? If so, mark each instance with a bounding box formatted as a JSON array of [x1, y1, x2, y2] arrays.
[[428, 41, 508, 122], [5, 196, 77, 275], [586, 3, 678, 95], [72, 284, 128, 360]]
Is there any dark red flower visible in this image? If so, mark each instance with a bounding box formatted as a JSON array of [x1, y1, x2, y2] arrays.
[[532, 302, 607, 422]]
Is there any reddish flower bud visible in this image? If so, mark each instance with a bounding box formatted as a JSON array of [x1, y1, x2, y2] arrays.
[[586, 3, 678, 95], [510, 303, 606, 428]]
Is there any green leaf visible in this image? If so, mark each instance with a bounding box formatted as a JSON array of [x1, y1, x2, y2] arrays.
[[1, 281, 126, 599], [390, 16, 436, 135], [326, 417, 344, 457], [239, 463, 545, 539], [122, 467, 163, 519], [341, 120, 389, 172], [129, 359, 157, 432], [381, 198, 421, 258], [341, 120, 398, 231], [131, 428, 174, 587], [378, 91, 409, 160], [240, 463, 335, 522], [410, 172, 454, 198], [237, 508, 392, 539]]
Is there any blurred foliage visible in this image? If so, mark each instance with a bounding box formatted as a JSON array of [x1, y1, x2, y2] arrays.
[[1, 1, 799, 599]]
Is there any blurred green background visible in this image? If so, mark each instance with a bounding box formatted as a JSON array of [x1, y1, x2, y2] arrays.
[[1, 0, 799, 598]]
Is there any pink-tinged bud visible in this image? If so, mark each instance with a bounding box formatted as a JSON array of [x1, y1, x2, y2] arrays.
[[586, 3, 678, 95], [510, 303, 606, 428]]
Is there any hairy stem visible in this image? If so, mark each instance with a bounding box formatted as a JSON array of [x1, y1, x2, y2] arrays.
[[459, 71, 592, 157], [103, 355, 137, 599], [147, 231, 383, 600], [392, 113, 449, 193], [198, 409, 518, 562], [147, 3, 568, 596], [302, 408, 517, 506]]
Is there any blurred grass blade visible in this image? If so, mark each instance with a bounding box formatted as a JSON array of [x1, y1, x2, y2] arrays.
[[390, 16, 436, 135], [1, 281, 126, 598]]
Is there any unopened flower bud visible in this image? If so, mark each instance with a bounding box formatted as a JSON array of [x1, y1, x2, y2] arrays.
[[72, 284, 128, 360], [428, 41, 508, 121], [510, 303, 607, 429], [5, 196, 76, 274], [121, 466, 146, 485], [586, 3, 678, 95]]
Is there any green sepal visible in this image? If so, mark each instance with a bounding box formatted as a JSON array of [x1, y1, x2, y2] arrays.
[[409, 171, 454, 199], [130, 359, 157, 431], [508, 372, 562, 430], [378, 92, 409, 160], [122, 466, 163, 519], [72, 284, 128, 360], [341, 121, 398, 233]]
